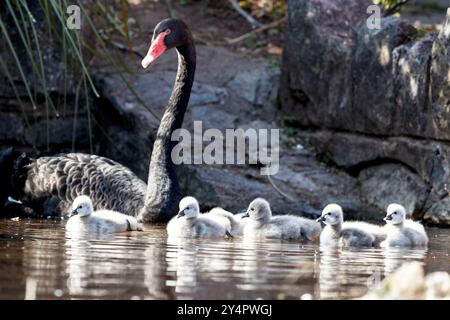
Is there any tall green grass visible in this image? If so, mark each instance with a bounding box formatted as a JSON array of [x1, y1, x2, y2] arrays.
[[0, 0, 150, 152]]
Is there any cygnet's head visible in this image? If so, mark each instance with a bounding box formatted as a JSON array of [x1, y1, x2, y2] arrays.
[[178, 196, 200, 219], [71, 195, 94, 217], [243, 198, 272, 222], [384, 203, 406, 225], [317, 204, 344, 226]]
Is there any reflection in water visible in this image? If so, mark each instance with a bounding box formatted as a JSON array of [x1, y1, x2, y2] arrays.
[[318, 246, 428, 299], [383, 247, 427, 276], [319, 246, 342, 299], [21, 221, 66, 299], [144, 244, 172, 299], [0, 219, 448, 299], [166, 241, 199, 297]]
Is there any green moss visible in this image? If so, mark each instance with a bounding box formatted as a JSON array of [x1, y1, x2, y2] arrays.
[[285, 127, 294, 138], [281, 116, 300, 128], [415, 28, 429, 39], [243, 34, 257, 48], [274, 95, 281, 110], [319, 151, 335, 167]]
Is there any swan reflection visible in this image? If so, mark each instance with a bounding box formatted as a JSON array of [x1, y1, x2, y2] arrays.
[[383, 247, 427, 276], [318, 244, 428, 299], [0, 219, 444, 300]]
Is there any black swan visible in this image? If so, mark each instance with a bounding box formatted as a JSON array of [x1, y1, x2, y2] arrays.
[[3, 18, 196, 223]]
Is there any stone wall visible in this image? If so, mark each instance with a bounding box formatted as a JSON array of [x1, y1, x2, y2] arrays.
[[280, 0, 450, 225]]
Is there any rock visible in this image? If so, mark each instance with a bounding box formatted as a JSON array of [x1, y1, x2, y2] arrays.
[[24, 118, 89, 148], [0, 113, 23, 142], [358, 164, 429, 219], [281, 0, 450, 139], [392, 33, 437, 136], [361, 262, 450, 299], [351, 17, 417, 134], [190, 106, 237, 129], [423, 197, 450, 227], [301, 129, 450, 223], [281, 0, 450, 225], [430, 9, 450, 133], [425, 271, 450, 299], [280, 0, 370, 130], [227, 66, 276, 107]]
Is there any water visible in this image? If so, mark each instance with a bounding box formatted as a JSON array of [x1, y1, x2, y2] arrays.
[[0, 219, 449, 300]]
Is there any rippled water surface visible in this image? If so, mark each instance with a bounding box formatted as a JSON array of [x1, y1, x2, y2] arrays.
[[0, 219, 449, 300]]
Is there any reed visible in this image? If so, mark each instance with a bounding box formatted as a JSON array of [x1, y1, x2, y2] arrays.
[[0, 0, 148, 152]]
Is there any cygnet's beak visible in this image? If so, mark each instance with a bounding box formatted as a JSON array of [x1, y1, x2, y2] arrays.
[[177, 210, 185, 219], [242, 212, 250, 219], [316, 216, 325, 223], [384, 215, 392, 221], [69, 209, 78, 218]]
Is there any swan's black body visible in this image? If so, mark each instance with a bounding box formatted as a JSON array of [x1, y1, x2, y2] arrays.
[[17, 153, 147, 218], [3, 19, 196, 222]]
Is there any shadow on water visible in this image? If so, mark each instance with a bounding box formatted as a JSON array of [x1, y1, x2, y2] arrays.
[[0, 219, 449, 299]]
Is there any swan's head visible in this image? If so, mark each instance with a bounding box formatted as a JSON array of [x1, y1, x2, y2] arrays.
[[243, 198, 272, 222], [71, 195, 93, 217], [142, 18, 191, 69], [178, 196, 200, 219], [384, 203, 406, 225], [317, 204, 343, 226]]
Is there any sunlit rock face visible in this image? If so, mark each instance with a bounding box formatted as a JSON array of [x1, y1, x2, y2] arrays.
[[430, 10, 450, 133], [281, 0, 450, 226]]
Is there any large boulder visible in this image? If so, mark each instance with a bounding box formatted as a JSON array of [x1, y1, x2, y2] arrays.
[[281, 0, 450, 225], [358, 164, 429, 219], [430, 8, 450, 133], [280, 0, 371, 130]]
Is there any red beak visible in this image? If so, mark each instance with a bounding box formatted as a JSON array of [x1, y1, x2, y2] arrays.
[[141, 31, 169, 69]]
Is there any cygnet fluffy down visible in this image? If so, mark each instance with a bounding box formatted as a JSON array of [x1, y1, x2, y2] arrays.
[[204, 207, 243, 236], [66, 195, 143, 234], [317, 204, 386, 247], [167, 196, 232, 239], [381, 203, 428, 248], [242, 198, 321, 241]]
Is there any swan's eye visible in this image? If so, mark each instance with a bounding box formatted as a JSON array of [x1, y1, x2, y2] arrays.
[[250, 208, 255, 211], [165, 28, 171, 35], [186, 206, 190, 210], [327, 212, 331, 216], [78, 205, 82, 210]]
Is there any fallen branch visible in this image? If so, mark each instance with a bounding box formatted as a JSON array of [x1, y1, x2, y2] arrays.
[[226, 17, 286, 45], [230, 0, 262, 29]]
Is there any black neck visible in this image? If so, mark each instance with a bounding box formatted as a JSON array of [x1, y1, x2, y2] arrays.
[[139, 39, 196, 223]]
